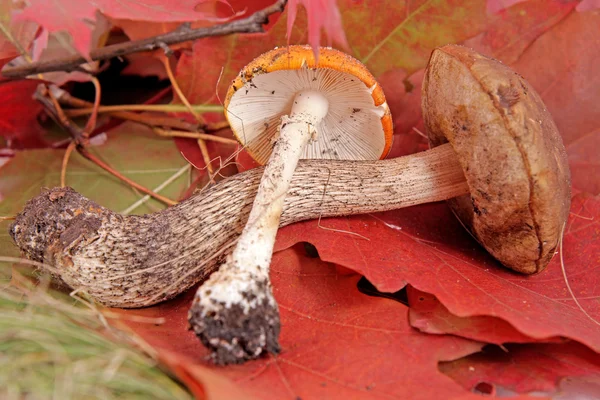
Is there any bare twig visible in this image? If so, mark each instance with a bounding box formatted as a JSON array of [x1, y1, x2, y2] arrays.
[[1, 0, 288, 78]]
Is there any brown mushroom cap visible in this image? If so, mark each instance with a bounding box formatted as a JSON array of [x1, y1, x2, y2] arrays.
[[422, 44, 571, 274]]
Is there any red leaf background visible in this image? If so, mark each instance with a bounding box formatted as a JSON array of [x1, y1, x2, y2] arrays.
[[2, 0, 600, 399]]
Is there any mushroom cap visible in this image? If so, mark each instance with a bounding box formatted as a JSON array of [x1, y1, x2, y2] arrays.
[[422, 44, 571, 274], [224, 45, 394, 164]]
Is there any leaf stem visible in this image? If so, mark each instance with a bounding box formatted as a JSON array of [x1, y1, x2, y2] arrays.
[[60, 141, 77, 187], [58, 92, 199, 131], [66, 104, 224, 116], [153, 128, 238, 145], [161, 55, 215, 178]]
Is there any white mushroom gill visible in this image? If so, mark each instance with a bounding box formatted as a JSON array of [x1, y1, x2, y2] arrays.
[[226, 66, 388, 164]]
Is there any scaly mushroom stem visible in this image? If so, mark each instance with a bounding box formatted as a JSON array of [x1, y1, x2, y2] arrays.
[[189, 90, 330, 363], [10, 143, 466, 310]]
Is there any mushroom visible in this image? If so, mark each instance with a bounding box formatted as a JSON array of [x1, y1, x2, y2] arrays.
[[9, 45, 571, 365], [189, 45, 394, 364]]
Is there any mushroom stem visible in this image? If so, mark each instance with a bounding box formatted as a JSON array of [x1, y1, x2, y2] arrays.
[[9, 143, 468, 362], [228, 90, 328, 278], [190, 90, 330, 364], [10, 144, 468, 308], [10, 143, 466, 308]]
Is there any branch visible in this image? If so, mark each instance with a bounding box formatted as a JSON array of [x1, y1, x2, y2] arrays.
[[1, 0, 288, 79]]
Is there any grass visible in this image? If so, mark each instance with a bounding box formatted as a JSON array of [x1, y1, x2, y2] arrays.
[[0, 267, 192, 400]]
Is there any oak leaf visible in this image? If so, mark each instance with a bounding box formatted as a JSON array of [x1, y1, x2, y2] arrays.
[[116, 246, 486, 400]]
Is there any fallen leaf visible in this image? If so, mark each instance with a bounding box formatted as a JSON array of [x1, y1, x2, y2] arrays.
[[120, 53, 171, 79], [406, 286, 565, 345], [566, 128, 600, 195], [0, 79, 46, 149], [0, 0, 38, 69], [275, 193, 600, 354], [376, 69, 428, 158], [13, 0, 222, 57], [440, 342, 600, 396], [114, 0, 269, 57], [340, 0, 489, 77], [156, 349, 255, 400], [175, 0, 493, 105], [510, 10, 600, 194], [286, 0, 349, 58], [0, 121, 189, 219], [466, 0, 577, 65], [576, 0, 600, 11], [115, 245, 485, 400], [486, 0, 528, 15]]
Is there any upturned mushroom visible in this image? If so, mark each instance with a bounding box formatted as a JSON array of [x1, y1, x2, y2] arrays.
[[190, 45, 394, 364], [9, 45, 571, 365]]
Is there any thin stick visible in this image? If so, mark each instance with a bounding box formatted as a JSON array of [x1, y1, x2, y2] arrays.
[[412, 127, 427, 139], [153, 127, 238, 144], [162, 56, 205, 124], [65, 108, 199, 131], [58, 92, 200, 130], [2, 0, 289, 78], [161, 55, 215, 177], [83, 76, 102, 137], [0, 18, 44, 80], [60, 141, 77, 187], [65, 103, 223, 116], [197, 138, 215, 180]]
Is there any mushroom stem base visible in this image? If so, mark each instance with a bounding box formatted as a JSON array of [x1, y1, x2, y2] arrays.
[[188, 269, 280, 365]]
